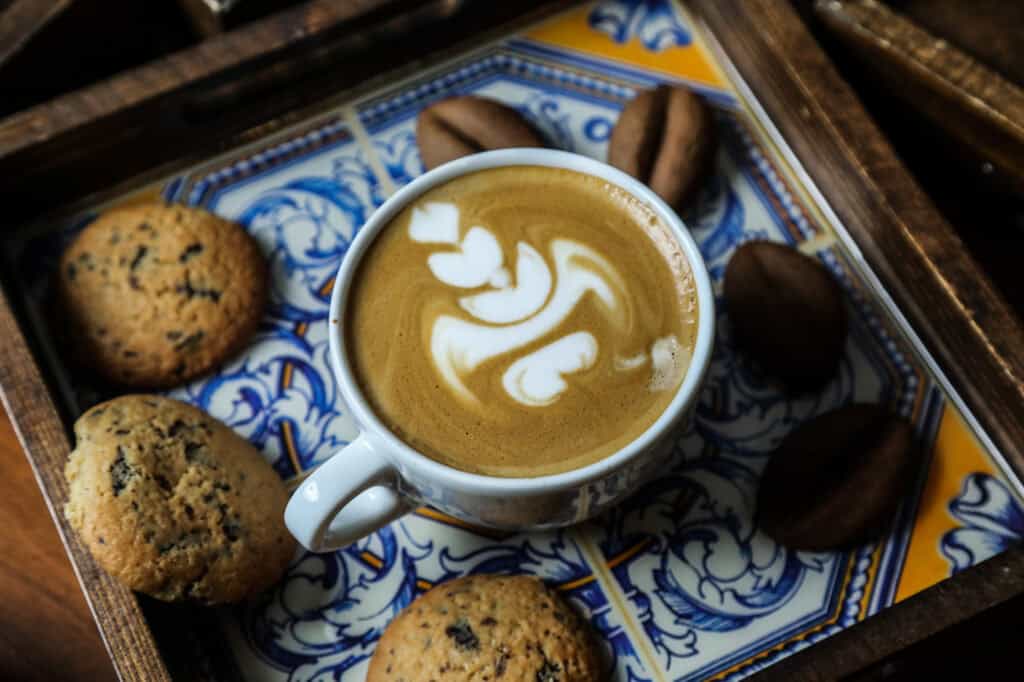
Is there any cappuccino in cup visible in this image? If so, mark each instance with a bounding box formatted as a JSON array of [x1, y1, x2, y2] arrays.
[[347, 166, 699, 477]]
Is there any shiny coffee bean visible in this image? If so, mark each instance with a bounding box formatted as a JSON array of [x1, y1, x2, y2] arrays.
[[416, 96, 546, 170], [757, 404, 918, 550], [724, 241, 847, 391], [608, 84, 717, 210]]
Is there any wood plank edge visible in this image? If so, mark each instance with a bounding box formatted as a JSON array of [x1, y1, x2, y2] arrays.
[[812, 0, 1024, 191], [0, 0, 413, 157], [752, 546, 1024, 680], [813, 0, 1024, 138], [0, 0, 75, 67], [0, 286, 172, 682]]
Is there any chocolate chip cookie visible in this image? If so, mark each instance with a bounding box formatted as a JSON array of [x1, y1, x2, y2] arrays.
[[64, 395, 295, 604], [367, 574, 604, 681], [57, 202, 268, 387]]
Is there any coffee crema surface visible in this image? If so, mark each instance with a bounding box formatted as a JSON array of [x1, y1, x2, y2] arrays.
[[347, 166, 698, 477]]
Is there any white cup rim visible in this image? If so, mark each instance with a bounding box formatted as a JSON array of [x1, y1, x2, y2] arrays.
[[328, 149, 715, 496]]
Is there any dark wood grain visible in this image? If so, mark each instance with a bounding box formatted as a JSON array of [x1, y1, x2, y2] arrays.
[[0, 0, 429, 218], [0, 0, 393, 153], [0, 0, 196, 119], [177, 0, 230, 36], [0, 286, 172, 682], [0, 405, 117, 682], [0, 0, 543, 222], [845, 591, 1024, 680], [895, 0, 1023, 85], [0, 0, 73, 67], [176, 0, 308, 36], [814, 0, 1024, 195]]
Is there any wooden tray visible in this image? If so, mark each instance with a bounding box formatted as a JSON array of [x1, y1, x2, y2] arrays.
[[813, 0, 1024, 197], [1, 1, 1022, 680]]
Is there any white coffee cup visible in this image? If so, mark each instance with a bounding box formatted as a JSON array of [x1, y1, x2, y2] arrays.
[[285, 148, 715, 552]]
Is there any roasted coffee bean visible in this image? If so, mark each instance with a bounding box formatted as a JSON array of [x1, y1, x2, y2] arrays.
[[416, 96, 546, 170], [757, 404, 917, 550], [724, 241, 847, 391], [608, 84, 717, 210]]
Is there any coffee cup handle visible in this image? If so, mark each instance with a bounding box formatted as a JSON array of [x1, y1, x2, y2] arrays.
[[284, 433, 410, 552]]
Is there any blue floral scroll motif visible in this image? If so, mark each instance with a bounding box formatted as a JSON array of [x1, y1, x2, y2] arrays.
[[516, 93, 578, 152], [585, 585, 654, 682], [242, 526, 428, 680], [168, 152, 381, 473], [941, 473, 1024, 574], [239, 522, 640, 680], [604, 457, 827, 666], [169, 326, 350, 474], [436, 531, 590, 584], [373, 129, 423, 187], [237, 156, 381, 322], [588, 0, 692, 52]]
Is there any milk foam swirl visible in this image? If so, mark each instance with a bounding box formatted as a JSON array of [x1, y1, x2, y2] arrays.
[[349, 166, 698, 476], [409, 201, 682, 407]]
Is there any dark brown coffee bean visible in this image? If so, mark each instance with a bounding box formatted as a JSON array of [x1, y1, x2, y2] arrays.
[[416, 96, 546, 170], [608, 84, 717, 210], [757, 404, 918, 550], [724, 241, 847, 391]]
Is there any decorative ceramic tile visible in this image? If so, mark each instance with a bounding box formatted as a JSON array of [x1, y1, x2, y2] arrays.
[[169, 118, 375, 475], [942, 473, 1024, 572], [586, 228, 943, 681], [224, 518, 650, 680], [7, 2, 1024, 681]]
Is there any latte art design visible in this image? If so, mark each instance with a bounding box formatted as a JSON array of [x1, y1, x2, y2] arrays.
[[348, 166, 698, 476], [409, 202, 686, 407]]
